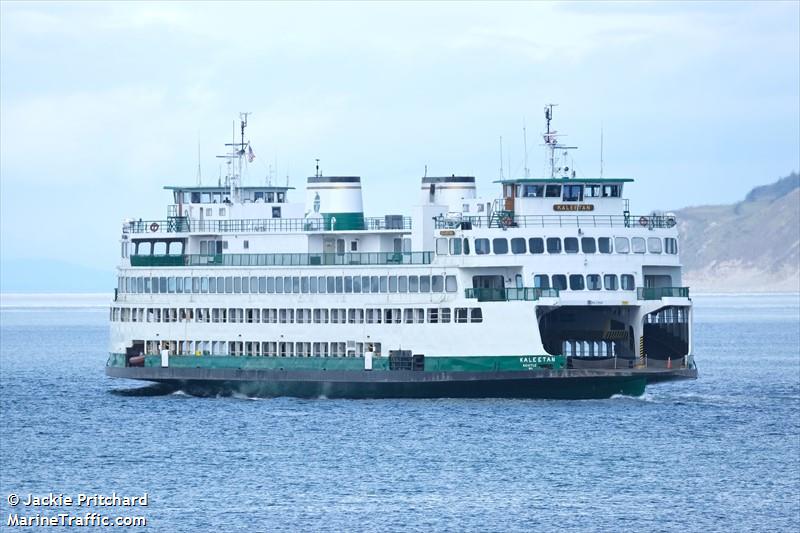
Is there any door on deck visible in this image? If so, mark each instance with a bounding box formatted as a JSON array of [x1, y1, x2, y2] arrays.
[[504, 184, 516, 212]]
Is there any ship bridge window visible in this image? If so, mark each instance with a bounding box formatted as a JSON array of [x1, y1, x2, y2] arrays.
[[598, 237, 613, 253], [631, 237, 646, 253], [581, 238, 596, 253], [615, 237, 630, 253], [562, 185, 583, 202], [449, 238, 462, 255], [621, 274, 635, 290], [511, 238, 526, 254], [534, 275, 550, 289], [552, 275, 567, 291], [136, 241, 152, 255], [169, 242, 183, 255], [254, 192, 264, 202], [191, 192, 201, 203], [529, 238, 544, 254], [546, 238, 561, 254], [277, 192, 285, 203], [585, 185, 601, 198], [492, 238, 508, 254], [602, 185, 620, 197], [475, 238, 490, 255], [604, 274, 618, 290], [545, 185, 561, 198], [665, 238, 678, 254], [523, 185, 544, 197], [587, 274, 601, 290], [648, 237, 662, 253], [569, 275, 585, 290], [436, 238, 448, 255], [202, 193, 211, 203], [564, 238, 579, 253]]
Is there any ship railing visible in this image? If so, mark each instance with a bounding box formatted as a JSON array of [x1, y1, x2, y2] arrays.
[[123, 216, 412, 234], [130, 251, 433, 267], [636, 287, 690, 300], [464, 287, 560, 302], [434, 214, 677, 230]]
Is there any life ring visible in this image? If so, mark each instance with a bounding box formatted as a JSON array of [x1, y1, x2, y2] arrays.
[[500, 215, 514, 227], [150, 222, 160, 232], [665, 217, 676, 228], [638, 216, 649, 227]]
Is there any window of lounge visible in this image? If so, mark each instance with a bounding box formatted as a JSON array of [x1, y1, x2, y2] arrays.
[[615, 237, 630, 254], [529, 238, 544, 254], [475, 238, 490, 255], [631, 237, 646, 254], [569, 274, 585, 290], [510, 238, 526, 254], [546, 238, 561, 254], [533, 274, 550, 289], [552, 275, 567, 291], [564, 238, 579, 254], [492, 238, 508, 255], [621, 274, 635, 290]]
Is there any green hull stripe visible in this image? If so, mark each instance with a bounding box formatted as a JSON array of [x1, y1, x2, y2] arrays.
[[107, 354, 565, 372], [321, 212, 365, 231]]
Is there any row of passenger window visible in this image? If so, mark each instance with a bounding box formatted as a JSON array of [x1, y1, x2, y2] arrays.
[[436, 236, 678, 256], [111, 306, 483, 324], [141, 339, 378, 357], [533, 273, 635, 291], [119, 274, 459, 295]]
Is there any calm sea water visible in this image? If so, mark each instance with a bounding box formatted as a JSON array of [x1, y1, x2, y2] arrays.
[[1, 294, 798, 532]]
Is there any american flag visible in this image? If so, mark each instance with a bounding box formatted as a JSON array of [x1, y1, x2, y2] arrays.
[[247, 145, 255, 163]]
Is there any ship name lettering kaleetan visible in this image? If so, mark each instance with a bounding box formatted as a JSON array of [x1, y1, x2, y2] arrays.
[[553, 204, 594, 211]]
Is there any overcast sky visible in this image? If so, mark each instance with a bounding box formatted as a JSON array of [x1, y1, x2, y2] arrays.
[[1, 1, 798, 270]]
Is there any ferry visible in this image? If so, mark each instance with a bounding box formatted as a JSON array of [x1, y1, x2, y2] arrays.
[[106, 107, 697, 398]]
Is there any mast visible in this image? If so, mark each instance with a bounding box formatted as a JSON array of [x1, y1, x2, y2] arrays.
[[542, 104, 577, 178], [216, 112, 251, 204], [196, 138, 202, 185], [523, 119, 530, 178], [600, 123, 604, 178], [499, 136, 504, 180]]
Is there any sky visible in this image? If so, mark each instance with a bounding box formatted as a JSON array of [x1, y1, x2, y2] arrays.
[[1, 1, 799, 276]]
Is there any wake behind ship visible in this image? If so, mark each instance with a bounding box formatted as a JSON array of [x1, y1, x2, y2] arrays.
[[107, 108, 697, 398]]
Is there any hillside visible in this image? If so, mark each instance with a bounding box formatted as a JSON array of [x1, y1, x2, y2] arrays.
[[675, 173, 800, 292]]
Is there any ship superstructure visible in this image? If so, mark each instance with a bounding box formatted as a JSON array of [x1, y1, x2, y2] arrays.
[[107, 108, 696, 398]]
